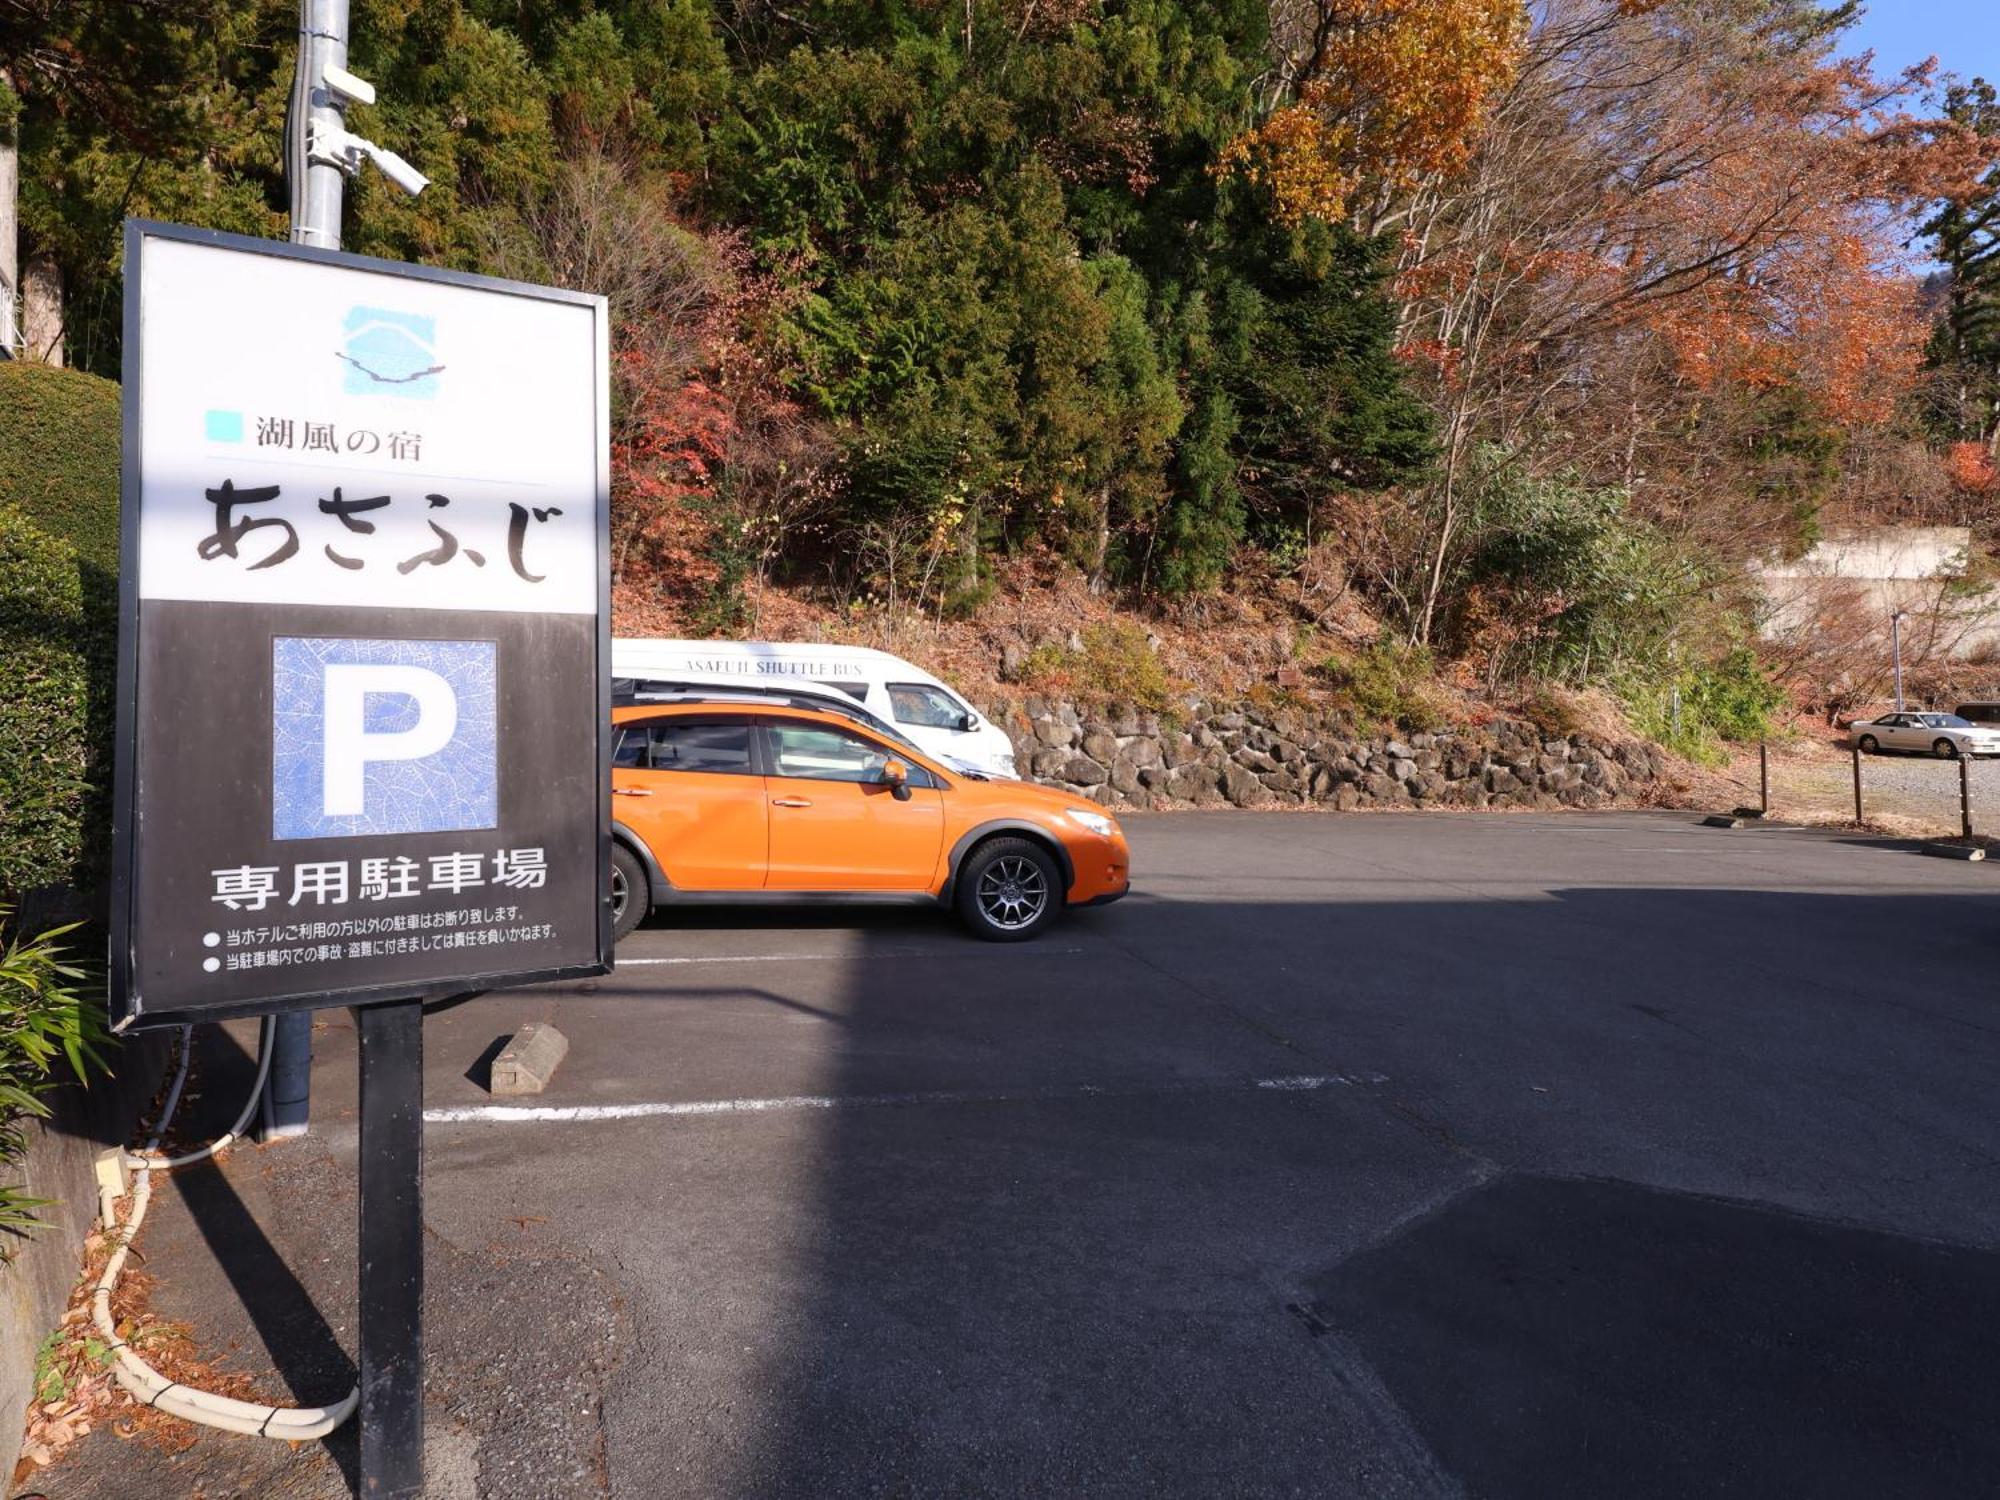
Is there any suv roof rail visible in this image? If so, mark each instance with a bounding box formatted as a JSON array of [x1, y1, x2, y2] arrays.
[[612, 676, 855, 709]]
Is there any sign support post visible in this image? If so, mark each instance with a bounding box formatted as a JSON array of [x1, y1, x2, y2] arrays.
[[356, 998, 426, 1495]]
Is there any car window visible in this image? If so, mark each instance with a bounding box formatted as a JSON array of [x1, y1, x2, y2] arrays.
[[648, 720, 755, 774], [887, 682, 966, 729], [815, 680, 870, 702], [613, 726, 648, 767], [1934, 715, 1972, 728], [768, 724, 892, 783]]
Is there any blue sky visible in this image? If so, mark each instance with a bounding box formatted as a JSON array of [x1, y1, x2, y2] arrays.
[[1842, 1, 1999, 89]]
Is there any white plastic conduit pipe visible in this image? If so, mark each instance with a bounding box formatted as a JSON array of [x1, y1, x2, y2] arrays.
[[92, 1021, 359, 1439]]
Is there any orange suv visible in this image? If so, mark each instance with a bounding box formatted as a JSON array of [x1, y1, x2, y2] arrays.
[[608, 698, 1130, 941]]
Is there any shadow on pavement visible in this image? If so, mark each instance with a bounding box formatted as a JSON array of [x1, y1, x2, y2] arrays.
[[1311, 1173, 2000, 1500], [173, 1026, 363, 1496], [695, 879, 2000, 1499]]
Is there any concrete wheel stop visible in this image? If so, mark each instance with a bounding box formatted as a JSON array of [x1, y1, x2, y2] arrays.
[[489, 1021, 570, 1094]]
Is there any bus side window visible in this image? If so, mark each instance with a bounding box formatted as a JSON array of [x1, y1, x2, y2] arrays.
[[888, 682, 968, 730]]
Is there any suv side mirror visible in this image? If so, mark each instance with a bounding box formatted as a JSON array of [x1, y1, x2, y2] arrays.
[[957, 710, 978, 733], [879, 758, 912, 800]]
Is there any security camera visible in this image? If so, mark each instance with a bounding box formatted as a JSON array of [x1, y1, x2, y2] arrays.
[[307, 122, 430, 198], [363, 141, 430, 198], [320, 63, 376, 108]]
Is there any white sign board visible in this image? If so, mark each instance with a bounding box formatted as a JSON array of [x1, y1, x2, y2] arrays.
[[111, 221, 612, 1028]]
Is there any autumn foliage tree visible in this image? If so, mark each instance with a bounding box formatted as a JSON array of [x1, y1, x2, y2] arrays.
[[1222, 0, 1528, 231], [1374, 0, 1995, 654]]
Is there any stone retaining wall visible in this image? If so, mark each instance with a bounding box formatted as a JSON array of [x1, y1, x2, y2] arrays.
[[1005, 698, 1670, 810], [0, 1034, 170, 1477]]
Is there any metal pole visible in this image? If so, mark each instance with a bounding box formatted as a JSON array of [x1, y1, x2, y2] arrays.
[[293, 0, 350, 249], [1852, 745, 1864, 824], [263, 1014, 312, 1139], [356, 998, 424, 1497], [1759, 740, 1769, 817], [1961, 752, 1973, 840], [288, 24, 428, 1488], [1891, 611, 1906, 711], [267, 0, 352, 1140]]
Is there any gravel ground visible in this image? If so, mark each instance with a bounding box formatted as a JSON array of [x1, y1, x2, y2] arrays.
[[1719, 739, 2000, 838]]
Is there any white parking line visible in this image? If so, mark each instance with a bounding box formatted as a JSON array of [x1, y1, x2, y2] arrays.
[[423, 1071, 1386, 1125], [613, 945, 1085, 967]]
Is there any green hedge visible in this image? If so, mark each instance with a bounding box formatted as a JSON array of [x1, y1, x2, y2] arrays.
[[0, 363, 121, 906], [0, 509, 115, 905], [0, 362, 121, 571]]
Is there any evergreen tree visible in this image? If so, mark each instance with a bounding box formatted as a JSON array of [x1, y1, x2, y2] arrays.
[[4, 0, 1434, 595], [1924, 78, 2000, 452]]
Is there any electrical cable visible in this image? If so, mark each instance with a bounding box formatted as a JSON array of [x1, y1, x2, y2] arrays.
[[92, 1020, 359, 1440], [121, 1013, 273, 1172], [286, 0, 312, 237]]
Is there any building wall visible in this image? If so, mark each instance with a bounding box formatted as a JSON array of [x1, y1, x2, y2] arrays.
[[1755, 527, 2000, 659]]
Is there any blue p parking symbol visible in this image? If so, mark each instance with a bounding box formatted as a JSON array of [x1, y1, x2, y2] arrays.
[[273, 638, 496, 839]]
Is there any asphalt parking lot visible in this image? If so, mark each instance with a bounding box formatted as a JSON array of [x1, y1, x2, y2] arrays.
[[46, 810, 2000, 1499]]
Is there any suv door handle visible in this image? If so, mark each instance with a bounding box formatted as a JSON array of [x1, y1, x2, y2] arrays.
[[771, 797, 813, 808], [612, 787, 653, 797]]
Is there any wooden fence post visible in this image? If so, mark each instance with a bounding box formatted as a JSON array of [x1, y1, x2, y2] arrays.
[[1961, 753, 1973, 840]]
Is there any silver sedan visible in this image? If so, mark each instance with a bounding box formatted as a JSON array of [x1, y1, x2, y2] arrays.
[[1850, 712, 2000, 758]]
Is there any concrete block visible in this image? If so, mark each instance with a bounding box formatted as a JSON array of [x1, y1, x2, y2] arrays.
[[490, 1022, 570, 1095], [1920, 842, 1986, 861]]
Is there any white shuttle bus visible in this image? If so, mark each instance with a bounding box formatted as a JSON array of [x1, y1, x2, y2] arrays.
[[610, 638, 1020, 778]]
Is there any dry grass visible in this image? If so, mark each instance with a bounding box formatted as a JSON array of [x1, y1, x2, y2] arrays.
[[14, 1203, 272, 1484], [612, 549, 1662, 748]]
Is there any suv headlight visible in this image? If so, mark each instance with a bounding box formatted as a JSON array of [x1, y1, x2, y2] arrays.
[[1064, 807, 1118, 838]]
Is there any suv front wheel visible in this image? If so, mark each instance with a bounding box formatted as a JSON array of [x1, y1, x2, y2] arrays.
[[956, 837, 1063, 942]]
